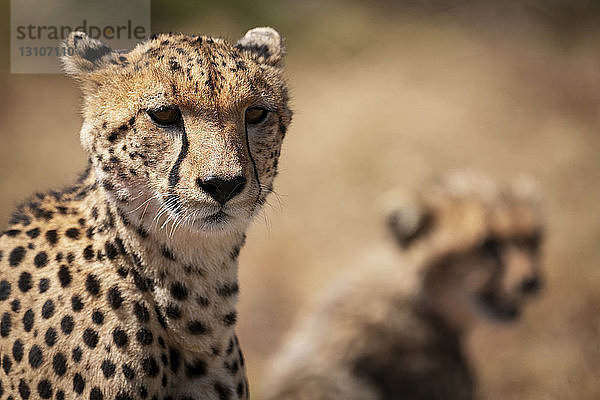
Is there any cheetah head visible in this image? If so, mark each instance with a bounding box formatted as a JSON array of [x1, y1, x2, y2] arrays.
[[61, 28, 292, 234], [387, 171, 544, 328]]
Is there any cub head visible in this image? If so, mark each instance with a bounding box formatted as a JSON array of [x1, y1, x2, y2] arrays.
[[61, 28, 292, 234], [387, 170, 544, 327]]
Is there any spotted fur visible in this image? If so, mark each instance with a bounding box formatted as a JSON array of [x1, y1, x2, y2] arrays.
[[262, 171, 544, 400], [0, 27, 292, 400]]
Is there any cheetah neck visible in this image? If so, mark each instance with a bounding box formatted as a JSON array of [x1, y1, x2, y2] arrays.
[[82, 165, 247, 357]]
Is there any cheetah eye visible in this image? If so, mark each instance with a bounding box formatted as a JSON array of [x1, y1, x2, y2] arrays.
[[518, 232, 543, 250], [245, 107, 269, 125], [481, 238, 502, 262], [147, 107, 182, 126]]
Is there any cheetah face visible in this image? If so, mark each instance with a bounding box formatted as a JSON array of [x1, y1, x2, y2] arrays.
[[432, 230, 543, 322], [61, 28, 292, 234], [387, 171, 544, 326]]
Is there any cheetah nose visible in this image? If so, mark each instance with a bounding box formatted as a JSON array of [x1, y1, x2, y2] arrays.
[[520, 276, 542, 295], [196, 175, 247, 204]]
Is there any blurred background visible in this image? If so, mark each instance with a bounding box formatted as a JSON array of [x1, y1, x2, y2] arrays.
[[1, 0, 599, 398]]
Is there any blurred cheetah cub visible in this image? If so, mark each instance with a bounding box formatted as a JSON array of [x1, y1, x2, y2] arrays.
[[263, 171, 544, 400]]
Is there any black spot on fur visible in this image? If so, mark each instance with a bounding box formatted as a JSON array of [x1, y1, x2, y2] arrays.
[[165, 304, 181, 319], [185, 359, 207, 377], [71, 295, 84, 312], [9, 246, 26, 267], [41, 299, 55, 318], [1, 358, 11, 378], [105, 241, 118, 259], [136, 225, 149, 238], [107, 286, 124, 309], [161, 246, 176, 261], [169, 347, 180, 373], [61, 315, 74, 334], [26, 228, 40, 238], [169, 60, 181, 72], [58, 265, 72, 287], [39, 278, 50, 293], [46, 230, 58, 245], [83, 328, 99, 348], [85, 274, 101, 295], [52, 352, 67, 376], [45, 327, 57, 346], [196, 296, 210, 307], [114, 237, 127, 254], [73, 373, 85, 394], [134, 302, 150, 323], [34, 251, 48, 268], [0, 312, 11, 337], [92, 310, 104, 325], [155, 305, 167, 329], [65, 227, 81, 239], [142, 356, 160, 377], [225, 359, 239, 375], [131, 269, 149, 292], [13, 339, 24, 362], [90, 386, 104, 400], [214, 382, 232, 400], [170, 282, 188, 300], [226, 338, 235, 355], [28, 344, 43, 368], [136, 328, 153, 345], [0, 281, 11, 301], [19, 379, 31, 399], [37, 379, 52, 399], [23, 309, 34, 332], [102, 359, 116, 378], [72, 346, 82, 362], [122, 363, 135, 380], [216, 282, 239, 297], [108, 131, 120, 142], [83, 245, 94, 260], [113, 328, 129, 347], [18, 271, 32, 292], [188, 320, 209, 335]]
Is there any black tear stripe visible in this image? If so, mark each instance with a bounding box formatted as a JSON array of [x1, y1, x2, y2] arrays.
[[166, 121, 189, 215], [244, 125, 262, 210]]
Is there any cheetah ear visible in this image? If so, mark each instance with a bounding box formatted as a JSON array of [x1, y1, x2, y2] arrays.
[[387, 204, 434, 249], [509, 174, 543, 205], [235, 27, 285, 66], [60, 31, 117, 76]]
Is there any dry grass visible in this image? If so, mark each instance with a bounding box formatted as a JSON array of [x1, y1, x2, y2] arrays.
[[1, 3, 599, 398]]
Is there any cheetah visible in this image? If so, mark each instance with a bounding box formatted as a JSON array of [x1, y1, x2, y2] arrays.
[[0, 27, 291, 400], [262, 171, 544, 400]]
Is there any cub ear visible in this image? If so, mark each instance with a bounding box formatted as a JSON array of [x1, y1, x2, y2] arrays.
[[235, 27, 285, 66], [387, 204, 434, 249], [509, 174, 543, 206], [61, 31, 116, 76]]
